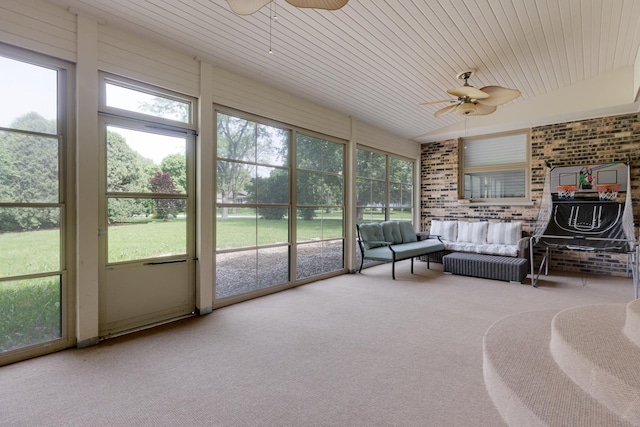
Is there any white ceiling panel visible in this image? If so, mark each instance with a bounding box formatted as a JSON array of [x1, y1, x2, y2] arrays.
[[41, 0, 640, 143]]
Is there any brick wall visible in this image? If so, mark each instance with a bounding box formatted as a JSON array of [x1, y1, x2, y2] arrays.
[[420, 112, 640, 277]]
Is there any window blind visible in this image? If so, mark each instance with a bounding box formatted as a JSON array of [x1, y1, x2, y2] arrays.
[[464, 133, 527, 167]]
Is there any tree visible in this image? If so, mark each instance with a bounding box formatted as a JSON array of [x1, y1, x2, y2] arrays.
[[149, 171, 182, 219], [389, 157, 413, 214], [160, 154, 186, 194], [106, 130, 156, 223], [0, 113, 59, 231], [296, 135, 344, 220], [355, 149, 387, 221], [138, 97, 189, 123], [216, 114, 260, 219], [246, 168, 289, 220]]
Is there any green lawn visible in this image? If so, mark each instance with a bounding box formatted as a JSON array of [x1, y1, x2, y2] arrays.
[[0, 209, 411, 352], [0, 276, 61, 352]]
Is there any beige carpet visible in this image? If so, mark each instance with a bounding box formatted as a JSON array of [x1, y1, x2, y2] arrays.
[[0, 262, 635, 426]]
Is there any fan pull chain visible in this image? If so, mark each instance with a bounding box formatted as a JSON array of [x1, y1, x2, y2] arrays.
[[268, 1, 274, 54]]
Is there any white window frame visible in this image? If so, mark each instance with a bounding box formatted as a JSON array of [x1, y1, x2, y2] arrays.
[[99, 72, 196, 130], [0, 44, 75, 364], [355, 146, 415, 221], [459, 130, 531, 205]]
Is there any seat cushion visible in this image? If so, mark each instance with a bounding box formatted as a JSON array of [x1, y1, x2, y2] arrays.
[[391, 239, 445, 259]]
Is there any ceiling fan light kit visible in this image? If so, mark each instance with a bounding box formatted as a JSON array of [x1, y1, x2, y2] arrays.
[[422, 69, 521, 118], [456, 102, 476, 115]]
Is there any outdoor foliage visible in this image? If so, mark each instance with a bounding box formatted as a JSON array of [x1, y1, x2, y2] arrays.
[[216, 114, 257, 209], [160, 154, 187, 193], [355, 148, 413, 221], [0, 277, 61, 353], [296, 134, 343, 220], [0, 113, 59, 231], [217, 113, 288, 219], [105, 129, 187, 223], [248, 169, 289, 220], [138, 96, 189, 123], [149, 171, 183, 219]]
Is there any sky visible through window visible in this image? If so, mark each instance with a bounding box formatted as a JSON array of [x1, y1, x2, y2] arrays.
[[0, 56, 57, 128], [0, 55, 184, 165]]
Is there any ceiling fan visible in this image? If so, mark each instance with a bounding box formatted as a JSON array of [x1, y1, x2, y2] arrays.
[[226, 0, 349, 15], [421, 70, 521, 117]]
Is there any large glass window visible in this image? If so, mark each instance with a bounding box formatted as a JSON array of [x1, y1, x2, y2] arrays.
[[215, 113, 291, 299], [355, 148, 414, 268], [0, 52, 68, 355], [296, 134, 345, 280], [105, 79, 191, 125], [461, 132, 529, 201], [356, 148, 414, 223], [215, 112, 346, 301]]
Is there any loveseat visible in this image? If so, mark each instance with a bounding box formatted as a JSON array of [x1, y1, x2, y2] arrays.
[[427, 219, 528, 258], [357, 221, 445, 279]]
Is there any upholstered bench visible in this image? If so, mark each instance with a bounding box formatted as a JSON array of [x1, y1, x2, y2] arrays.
[[443, 252, 529, 283]]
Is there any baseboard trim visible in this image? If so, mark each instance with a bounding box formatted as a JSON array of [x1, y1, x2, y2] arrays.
[[197, 306, 213, 315], [76, 337, 99, 349]]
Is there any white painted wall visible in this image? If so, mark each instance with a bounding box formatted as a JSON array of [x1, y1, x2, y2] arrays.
[[0, 0, 76, 61]]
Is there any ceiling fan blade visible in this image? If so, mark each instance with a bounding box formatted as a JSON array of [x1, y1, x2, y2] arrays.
[[447, 86, 489, 99], [419, 99, 456, 106], [467, 103, 497, 116], [285, 0, 349, 10], [434, 104, 458, 118], [226, 0, 271, 15], [477, 86, 521, 106]]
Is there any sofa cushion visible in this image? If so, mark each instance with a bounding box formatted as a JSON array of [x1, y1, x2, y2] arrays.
[[457, 221, 488, 244], [397, 221, 418, 243], [358, 223, 387, 249], [382, 221, 403, 244], [487, 222, 522, 245], [445, 241, 519, 257], [430, 219, 458, 242]]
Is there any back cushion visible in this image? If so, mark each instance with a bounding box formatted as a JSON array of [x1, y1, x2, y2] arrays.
[[430, 220, 458, 241], [487, 222, 522, 245], [359, 223, 386, 249], [397, 221, 418, 243], [382, 221, 403, 244], [457, 221, 488, 244]]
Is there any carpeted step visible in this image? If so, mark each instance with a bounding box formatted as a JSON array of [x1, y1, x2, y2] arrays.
[[624, 298, 640, 347], [483, 310, 633, 427], [550, 303, 640, 425]]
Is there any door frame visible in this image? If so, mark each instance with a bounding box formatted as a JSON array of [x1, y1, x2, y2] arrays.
[[97, 114, 196, 336]]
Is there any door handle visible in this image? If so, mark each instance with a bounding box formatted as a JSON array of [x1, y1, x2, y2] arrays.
[[144, 259, 187, 266]]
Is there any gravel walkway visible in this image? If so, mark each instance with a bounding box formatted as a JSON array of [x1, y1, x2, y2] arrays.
[[215, 241, 353, 299]]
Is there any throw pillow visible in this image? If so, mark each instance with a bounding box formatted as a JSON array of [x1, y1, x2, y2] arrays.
[[382, 221, 403, 245], [359, 223, 386, 249], [431, 220, 458, 241], [457, 221, 488, 244], [397, 221, 418, 243], [487, 222, 522, 245]]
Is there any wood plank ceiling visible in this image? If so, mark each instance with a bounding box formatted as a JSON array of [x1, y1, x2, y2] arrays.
[[42, 0, 640, 143]]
